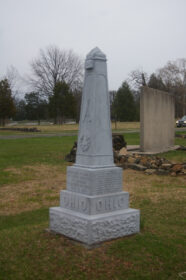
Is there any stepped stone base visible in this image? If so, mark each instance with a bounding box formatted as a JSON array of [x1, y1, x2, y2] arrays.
[[49, 207, 140, 245], [60, 190, 129, 215]]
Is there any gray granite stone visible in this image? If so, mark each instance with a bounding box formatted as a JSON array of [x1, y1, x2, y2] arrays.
[[140, 87, 175, 153], [50, 207, 140, 245], [60, 190, 129, 215], [76, 47, 113, 167], [66, 165, 123, 195], [49, 47, 140, 245]]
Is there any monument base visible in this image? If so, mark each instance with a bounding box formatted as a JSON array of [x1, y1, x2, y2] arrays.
[[49, 207, 140, 245]]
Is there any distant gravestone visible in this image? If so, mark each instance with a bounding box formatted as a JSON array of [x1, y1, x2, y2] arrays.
[[140, 86, 175, 153], [49, 47, 140, 246]]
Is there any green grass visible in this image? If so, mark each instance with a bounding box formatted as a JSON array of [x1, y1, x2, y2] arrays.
[[124, 132, 140, 145], [0, 133, 185, 279], [0, 187, 185, 280], [0, 136, 76, 185], [0, 132, 185, 186]]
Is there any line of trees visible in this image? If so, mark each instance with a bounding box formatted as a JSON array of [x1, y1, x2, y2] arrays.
[[128, 58, 186, 118], [0, 46, 186, 126], [0, 46, 83, 126]]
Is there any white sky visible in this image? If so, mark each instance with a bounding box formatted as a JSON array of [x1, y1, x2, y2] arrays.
[[0, 0, 186, 91]]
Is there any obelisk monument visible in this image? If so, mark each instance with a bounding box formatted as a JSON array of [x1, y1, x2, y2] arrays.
[[50, 47, 140, 245]]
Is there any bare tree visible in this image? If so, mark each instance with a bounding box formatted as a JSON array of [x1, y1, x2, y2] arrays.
[[157, 58, 186, 116], [5, 66, 21, 97], [30, 46, 83, 97], [127, 69, 148, 91]]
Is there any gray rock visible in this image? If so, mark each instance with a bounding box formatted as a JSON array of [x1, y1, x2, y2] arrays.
[[156, 169, 170, 175], [127, 163, 147, 171], [145, 169, 156, 175], [161, 163, 172, 169]]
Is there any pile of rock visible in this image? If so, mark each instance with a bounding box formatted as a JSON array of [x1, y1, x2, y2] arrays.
[[65, 134, 185, 176], [0, 127, 41, 132], [65, 141, 77, 162], [115, 153, 185, 176], [175, 134, 186, 139]]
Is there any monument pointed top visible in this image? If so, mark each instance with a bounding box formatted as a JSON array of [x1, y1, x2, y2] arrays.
[[86, 47, 106, 61]]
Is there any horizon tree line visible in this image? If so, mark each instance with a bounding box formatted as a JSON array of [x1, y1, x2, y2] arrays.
[[0, 45, 186, 126]]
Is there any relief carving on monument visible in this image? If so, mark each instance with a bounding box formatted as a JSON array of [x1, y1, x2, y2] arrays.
[[91, 214, 139, 242], [79, 135, 91, 152], [50, 212, 89, 242]]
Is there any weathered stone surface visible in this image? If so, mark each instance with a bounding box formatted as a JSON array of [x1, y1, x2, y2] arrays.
[[145, 169, 156, 175], [50, 207, 140, 245], [140, 86, 175, 153], [171, 164, 183, 173], [127, 163, 147, 171], [156, 169, 170, 175], [161, 163, 172, 169], [66, 165, 123, 195], [128, 157, 136, 164], [60, 190, 129, 215], [119, 147, 127, 156], [76, 48, 113, 167]]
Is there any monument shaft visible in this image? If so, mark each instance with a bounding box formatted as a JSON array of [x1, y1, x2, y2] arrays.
[[76, 48, 113, 167], [50, 47, 140, 245]]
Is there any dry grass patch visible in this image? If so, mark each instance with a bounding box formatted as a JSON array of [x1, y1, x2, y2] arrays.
[[111, 121, 140, 130], [12, 124, 79, 133], [1, 166, 185, 215], [0, 164, 67, 215], [123, 169, 186, 204], [9, 122, 140, 133]]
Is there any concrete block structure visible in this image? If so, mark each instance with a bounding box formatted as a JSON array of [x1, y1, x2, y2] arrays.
[[140, 86, 175, 153]]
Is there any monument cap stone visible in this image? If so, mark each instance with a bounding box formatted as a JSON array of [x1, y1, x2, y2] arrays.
[[86, 47, 107, 61]]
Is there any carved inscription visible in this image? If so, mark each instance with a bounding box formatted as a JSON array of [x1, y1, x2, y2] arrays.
[[61, 191, 128, 215], [67, 167, 122, 195], [79, 135, 91, 152], [61, 192, 89, 214], [67, 168, 90, 194], [95, 195, 128, 213], [92, 169, 122, 195]]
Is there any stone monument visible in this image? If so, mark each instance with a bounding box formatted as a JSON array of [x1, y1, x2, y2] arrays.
[[50, 47, 140, 246], [140, 86, 175, 153]]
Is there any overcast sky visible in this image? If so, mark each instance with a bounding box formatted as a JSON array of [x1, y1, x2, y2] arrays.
[[0, 0, 186, 91]]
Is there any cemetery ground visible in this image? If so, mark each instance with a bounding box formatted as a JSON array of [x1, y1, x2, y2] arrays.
[[0, 121, 140, 135], [0, 129, 185, 280]]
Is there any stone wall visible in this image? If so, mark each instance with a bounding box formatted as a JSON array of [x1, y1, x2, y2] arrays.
[[140, 86, 175, 153]]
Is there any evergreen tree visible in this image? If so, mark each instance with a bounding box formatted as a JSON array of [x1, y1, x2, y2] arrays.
[[14, 98, 27, 121], [25, 92, 48, 124], [0, 79, 16, 126], [49, 81, 76, 124], [148, 73, 166, 91], [112, 82, 137, 121]]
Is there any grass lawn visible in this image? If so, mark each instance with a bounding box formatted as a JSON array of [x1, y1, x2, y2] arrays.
[[0, 133, 185, 280]]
